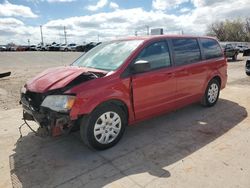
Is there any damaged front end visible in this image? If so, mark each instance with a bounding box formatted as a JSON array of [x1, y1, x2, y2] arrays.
[[21, 91, 76, 137], [20, 70, 104, 137]]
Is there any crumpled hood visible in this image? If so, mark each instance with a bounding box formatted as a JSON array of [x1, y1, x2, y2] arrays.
[[26, 66, 101, 93]]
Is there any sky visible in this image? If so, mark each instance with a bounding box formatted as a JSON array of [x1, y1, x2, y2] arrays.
[[0, 0, 249, 45]]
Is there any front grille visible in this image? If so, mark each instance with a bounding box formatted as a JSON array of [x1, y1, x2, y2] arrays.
[[24, 91, 45, 110]]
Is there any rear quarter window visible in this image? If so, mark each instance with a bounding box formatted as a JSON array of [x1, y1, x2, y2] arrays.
[[201, 38, 223, 59]]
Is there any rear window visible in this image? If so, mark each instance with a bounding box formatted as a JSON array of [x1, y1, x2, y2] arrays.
[[172, 38, 201, 66], [201, 38, 223, 59]]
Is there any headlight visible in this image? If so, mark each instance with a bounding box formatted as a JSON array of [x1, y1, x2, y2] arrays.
[[41, 95, 76, 112]]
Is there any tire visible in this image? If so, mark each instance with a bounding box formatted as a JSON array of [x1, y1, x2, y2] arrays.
[[246, 72, 250, 76], [80, 104, 127, 150], [201, 79, 220, 107], [232, 54, 237, 61], [64, 48, 68, 52]]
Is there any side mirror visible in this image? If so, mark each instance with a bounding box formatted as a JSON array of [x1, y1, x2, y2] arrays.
[[132, 60, 151, 73]]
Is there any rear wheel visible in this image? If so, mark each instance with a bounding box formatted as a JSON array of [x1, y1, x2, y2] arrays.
[[201, 79, 220, 107], [232, 53, 237, 61], [80, 104, 127, 150]]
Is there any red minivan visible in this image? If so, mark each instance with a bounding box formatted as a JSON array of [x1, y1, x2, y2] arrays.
[[20, 35, 227, 150]]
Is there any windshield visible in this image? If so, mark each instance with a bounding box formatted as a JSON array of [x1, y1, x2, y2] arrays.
[[72, 40, 143, 71]]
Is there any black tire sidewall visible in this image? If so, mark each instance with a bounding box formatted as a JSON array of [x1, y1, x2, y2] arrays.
[[80, 104, 127, 150], [233, 54, 237, 61], [204, 79, 220, 107]]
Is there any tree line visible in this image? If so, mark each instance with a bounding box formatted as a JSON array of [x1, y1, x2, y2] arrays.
[[206, 18, 250, 42]]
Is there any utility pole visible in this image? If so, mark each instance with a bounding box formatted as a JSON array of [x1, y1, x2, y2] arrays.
[[146, 25, 149, 35], [40, 25, 44, 46], [64, 26, 67, 44], [135, 30, 138, 36], [28, 39, 30, 46]]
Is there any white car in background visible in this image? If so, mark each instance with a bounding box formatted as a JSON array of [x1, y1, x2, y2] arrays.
[[60, 43, 77, 51]]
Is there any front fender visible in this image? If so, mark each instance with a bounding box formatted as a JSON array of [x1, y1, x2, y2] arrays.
[[69, 78, 135, 123]]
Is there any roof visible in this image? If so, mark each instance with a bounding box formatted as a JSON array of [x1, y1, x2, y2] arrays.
[[116, 34, 217, 42]]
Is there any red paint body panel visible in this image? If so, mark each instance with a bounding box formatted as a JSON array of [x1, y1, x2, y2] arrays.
[[24, 35, 227, 126], [67, 75, 134, 122], [131, 67, 176, 121], [26, 66, 107, 93]]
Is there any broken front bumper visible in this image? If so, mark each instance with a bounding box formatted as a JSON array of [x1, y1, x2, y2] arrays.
[[20, 92, 75, 137]]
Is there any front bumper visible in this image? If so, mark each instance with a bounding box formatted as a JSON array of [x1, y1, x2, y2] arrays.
[[20, 92, 74, 137]]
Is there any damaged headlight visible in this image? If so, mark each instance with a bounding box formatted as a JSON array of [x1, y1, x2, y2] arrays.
[[41, 95, 76, 113]]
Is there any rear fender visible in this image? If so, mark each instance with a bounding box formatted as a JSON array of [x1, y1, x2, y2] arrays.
[[202, 71, 221, 94]]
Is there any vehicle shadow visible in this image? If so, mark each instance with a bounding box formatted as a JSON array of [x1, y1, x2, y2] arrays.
[[9, 99, 247, 188]]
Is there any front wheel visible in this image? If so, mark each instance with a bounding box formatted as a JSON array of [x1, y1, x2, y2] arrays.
[[80, 104, 127, 150], [201, 79, 220, 107]]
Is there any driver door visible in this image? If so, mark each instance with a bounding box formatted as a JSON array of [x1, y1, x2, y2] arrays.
[[131, 41, 177, 121]]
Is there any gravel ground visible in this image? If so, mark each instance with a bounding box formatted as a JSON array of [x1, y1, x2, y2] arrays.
[[0, 52, 82, 110]]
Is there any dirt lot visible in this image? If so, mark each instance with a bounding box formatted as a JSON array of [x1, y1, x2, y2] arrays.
[[0, 52, 82, 110], [0, 52, 250, 188]]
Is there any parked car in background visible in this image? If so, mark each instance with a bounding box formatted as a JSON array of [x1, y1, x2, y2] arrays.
[[20, 35, 227, 150], [10, 46, 17, 51], [243, 48, 250, 56], [243, 49, 250, 76], [246, 59, 250, 76], [237, 45, 249, 53], [75, 44, 85, 52], [37, 44, 50, 51], [59, 44, 67, 51], [220, 43, 239, 61], [85, 42, 101, 52], [0, 46, 7, 51], [29, 45, 37, 51], [16, 46, 29, 51], [75, 42, 101, 52], [62, 43, 77, 51], [48, 43, 60, 51]]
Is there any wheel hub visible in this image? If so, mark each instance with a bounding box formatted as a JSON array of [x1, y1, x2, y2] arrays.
[[208, 83, 219, 103], [94, 111, 121, 144]]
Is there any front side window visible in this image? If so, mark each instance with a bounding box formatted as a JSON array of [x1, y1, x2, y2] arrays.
[[136, 41, 171, 70], [172, 38, 201, 66], [201, 38, 223, 59], [72, 40, 143, 71]]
